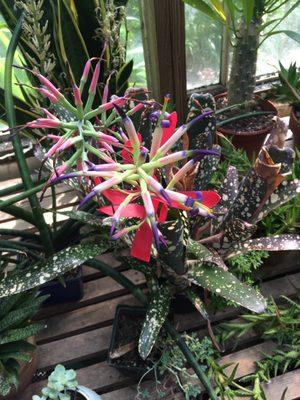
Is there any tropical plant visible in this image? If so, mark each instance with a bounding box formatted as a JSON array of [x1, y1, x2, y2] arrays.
[[274, 62, 300, 107], [182, 0, 300, 105], [0, 291, 46, 396], [0, 0, 133, 137]]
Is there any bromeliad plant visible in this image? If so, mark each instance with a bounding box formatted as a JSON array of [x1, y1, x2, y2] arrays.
[[0, 291, 46, 396]]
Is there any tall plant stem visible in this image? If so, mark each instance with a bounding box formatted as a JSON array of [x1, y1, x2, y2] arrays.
[[0, 182, 46, 210], [86, 259, 217, 400], [0, 176, 46, 197], [4, 14, 54, 255], [0, 203, 36, 226]]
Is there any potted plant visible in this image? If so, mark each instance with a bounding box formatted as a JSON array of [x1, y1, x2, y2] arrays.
[[183, 0, 300, 158], [0, 8, 135, 305], [0, 291, 46, 399], [274, 62, 300, 148], [32, 364, 102, 400], [2, 20, 299, 398]]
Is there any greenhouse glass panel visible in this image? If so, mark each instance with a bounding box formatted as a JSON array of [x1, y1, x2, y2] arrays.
[[185, 3, 222, 90], [257, 0, 300, 77], [125, 0, 147, 87]]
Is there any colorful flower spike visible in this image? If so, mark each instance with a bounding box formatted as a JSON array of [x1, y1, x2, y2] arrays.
[[25, 58, 220, 261]]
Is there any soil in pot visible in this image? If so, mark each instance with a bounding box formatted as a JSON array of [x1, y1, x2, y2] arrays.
[[215, 93, 277, 159], [108, 306, 155, 378]]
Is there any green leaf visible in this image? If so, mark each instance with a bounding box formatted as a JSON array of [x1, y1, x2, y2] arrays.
[[138, 286, 172, 360], [0, 243, 108, 297], [0, 323, 44, 345], [187, 261, 266, 313], [188, 240, 227, 270], [54, 210, 103, 227], [254, 179, 300, 223], [183, 0, 225, 22], [241, 0, 254, 27], [226, 234, 300, 258], [0, 341, 36, 354], [186, 289, 209, 320]]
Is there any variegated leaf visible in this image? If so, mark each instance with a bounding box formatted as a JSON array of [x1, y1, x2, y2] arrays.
[[188, 240, 227, 269], [221, 169, 267, 224], [225, 234, 300, 259], [212, 165, 239, 232], [0, 243, 108, 297], [138, 286, 172, 360], [186, 288, 209, 320], [254, 179, 300, 223], [54, 210, 103, 227], [193, 147, 221, 190], [0, 323, 44, 345], [159, 216, 188, 275], [187, 261, 266, 313], [187, 93, 216, 150]]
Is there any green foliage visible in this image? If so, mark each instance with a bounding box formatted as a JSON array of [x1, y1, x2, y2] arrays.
[[32, 364, 78, 400], [274, 62, 300, 106], [139, 285, 172, 360], [0, 290, 45, 396], [218, 296, 300, 399], [0, 242, 108, 298]]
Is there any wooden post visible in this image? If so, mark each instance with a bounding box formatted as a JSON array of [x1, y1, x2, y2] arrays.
[[140, 0, 187, 122]]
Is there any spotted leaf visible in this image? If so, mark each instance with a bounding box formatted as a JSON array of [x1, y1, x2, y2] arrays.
[[186, 288, 209, 320], [254, 179, 300, 223], [0, 243, 108, 298], [225, 234, 300, 259], [54, 210, 103, 227], [187, 93, 216, 150], [138, 286, 172, 359], [212, 165, 239, 232], [188, 240, 227, 270], [187, 261, 266, 313], [193, 147, 221, 190], [159, 217, 187, 275]]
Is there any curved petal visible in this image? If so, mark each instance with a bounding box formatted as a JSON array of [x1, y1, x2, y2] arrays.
[[161, 112, 178, 145]]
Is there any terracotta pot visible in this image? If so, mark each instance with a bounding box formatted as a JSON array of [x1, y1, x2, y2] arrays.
[[215, 93, 278, 160], [289, 106, 300, 149], [0, 338, 37, 400]]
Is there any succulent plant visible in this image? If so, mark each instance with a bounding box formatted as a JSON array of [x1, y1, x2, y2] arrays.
[[275, 62, 300, 107], [32, 364, 78, 400], [0, 291, 46, 396]]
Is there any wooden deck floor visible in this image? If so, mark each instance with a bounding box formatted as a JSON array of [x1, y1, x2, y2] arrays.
[[1, 176, 300, 400]]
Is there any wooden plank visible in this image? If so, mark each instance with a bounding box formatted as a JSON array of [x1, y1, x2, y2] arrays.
[[37, 294, 140, 343], [37, 269, 146, 318], [176, 272, 300, 332], [21, 361, 134, 400], [262, 369, 300, 400], [37, 326, 112, 370], [101, 387, 142, 400]]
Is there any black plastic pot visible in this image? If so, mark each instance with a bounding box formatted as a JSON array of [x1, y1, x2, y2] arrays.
[[108, 305, 152, 378], [39, 267, 84, 306]]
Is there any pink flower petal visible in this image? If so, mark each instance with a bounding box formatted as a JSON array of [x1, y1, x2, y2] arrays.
[[161, 112, 178, 145], [131, 221, 153, 262]]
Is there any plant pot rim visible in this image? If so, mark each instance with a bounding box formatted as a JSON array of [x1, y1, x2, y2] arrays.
[[215, 92, 278, 137], [70, 385, 102, 399], [108, 305, 148, 374]]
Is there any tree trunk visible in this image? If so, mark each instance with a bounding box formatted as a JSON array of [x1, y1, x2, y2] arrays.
[[227, 20, 260, 106]]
